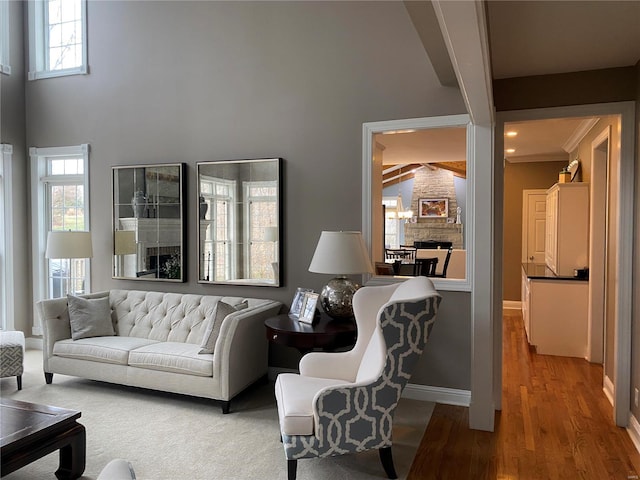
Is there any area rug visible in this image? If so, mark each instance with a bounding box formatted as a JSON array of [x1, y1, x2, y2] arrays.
[[1, 349, 434, 480]]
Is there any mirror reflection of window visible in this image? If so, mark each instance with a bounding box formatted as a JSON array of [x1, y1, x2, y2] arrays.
[[199, 176, 235, 282], [197, 158, 281, 286], [245, 181, 278, 280]]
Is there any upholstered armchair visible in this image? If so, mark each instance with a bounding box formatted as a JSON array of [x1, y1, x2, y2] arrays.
[[275, 276, 441, 479]]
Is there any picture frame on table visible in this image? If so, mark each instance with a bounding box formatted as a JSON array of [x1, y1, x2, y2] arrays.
[[298, 292, 320, 324], [289, 287, 314, 318], [419, 198, 448, 218]]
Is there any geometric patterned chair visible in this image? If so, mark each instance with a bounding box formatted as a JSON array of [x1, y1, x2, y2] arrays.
[[0, 330, 25, 390], [275, 276, 441, 479]]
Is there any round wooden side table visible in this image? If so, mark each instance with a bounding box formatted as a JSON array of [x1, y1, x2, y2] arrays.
[[264, 313, 357, 354]]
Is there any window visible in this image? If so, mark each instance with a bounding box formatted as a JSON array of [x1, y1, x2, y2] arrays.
[[0, 145, 14, 330], [31, 145, 90, 324], [382, 197, 399, 248], [244, 181, 278, 280], [28, 0, 88, 80], [0, 0, 11, 75], [199, 177, 235, 282]]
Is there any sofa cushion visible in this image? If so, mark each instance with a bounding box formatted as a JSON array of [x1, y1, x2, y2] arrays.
[[198, 301, 236, 354], [68, 295, 115, 340], [128, 342, 214, 377], [275, 373, 350, 436], [53, 337, 159, 365]]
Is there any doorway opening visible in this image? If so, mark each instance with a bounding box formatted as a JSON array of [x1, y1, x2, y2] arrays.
[[497, 102, 634, 428]]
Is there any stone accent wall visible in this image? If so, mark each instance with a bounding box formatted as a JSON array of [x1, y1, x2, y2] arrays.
[[405, 167, 464, 248]]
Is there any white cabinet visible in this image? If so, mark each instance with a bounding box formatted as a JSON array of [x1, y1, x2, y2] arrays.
[[521, 266, 588, 358], [544, 183, 589, 276]]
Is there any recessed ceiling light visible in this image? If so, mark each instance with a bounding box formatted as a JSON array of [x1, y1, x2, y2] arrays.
[[382, 129, 416, 135], [505, 148, 516, 154], [505, 131, 518, 137]]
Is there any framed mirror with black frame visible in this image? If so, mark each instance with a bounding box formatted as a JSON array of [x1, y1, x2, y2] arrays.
[[197, 158, 282, 287], [112, 163, 186, 282]]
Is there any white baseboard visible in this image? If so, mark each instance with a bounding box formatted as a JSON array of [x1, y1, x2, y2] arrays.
[[268, 367, 471, 406], [627, 413, 640, 455], [603, 374, 615, 406], [403, 383, 471, 406], [503, 300, 522, 310]]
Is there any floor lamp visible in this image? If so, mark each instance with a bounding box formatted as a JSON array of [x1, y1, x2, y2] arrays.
[[45, 231, 93, 297]]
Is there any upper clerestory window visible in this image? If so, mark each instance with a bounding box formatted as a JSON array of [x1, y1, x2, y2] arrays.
[[28, 0, 88, 80]]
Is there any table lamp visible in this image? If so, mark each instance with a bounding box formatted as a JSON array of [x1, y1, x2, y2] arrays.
[[45, 230, 93, 296], [308, 231, 373, 319]]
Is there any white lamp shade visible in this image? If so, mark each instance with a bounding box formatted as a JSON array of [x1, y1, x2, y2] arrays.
[[46, 231, 93, 259], [114, 230, 137, 255], [308, 231, 373, 275]]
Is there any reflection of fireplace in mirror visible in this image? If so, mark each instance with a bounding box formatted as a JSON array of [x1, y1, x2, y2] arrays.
[[119, 218, 182, 279], [147, 246, 181, 279]]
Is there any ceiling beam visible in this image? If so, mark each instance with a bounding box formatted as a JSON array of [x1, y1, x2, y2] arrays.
[[432, 0, 494, 125], [404, 1, 458, 87]]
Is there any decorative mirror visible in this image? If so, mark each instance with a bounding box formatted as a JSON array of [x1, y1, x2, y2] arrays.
[[112, 163, 185, 282], [197, 158, 282, 286]]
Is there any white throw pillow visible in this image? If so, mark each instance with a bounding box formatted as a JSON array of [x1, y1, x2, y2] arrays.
[[198, 301, 237, 354], [67, 295, 115, 340]]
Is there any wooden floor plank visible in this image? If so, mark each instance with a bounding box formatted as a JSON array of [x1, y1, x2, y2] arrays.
[[408, 310, 640, 479]]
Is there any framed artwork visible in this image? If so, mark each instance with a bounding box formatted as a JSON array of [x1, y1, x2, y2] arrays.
[[289, 287, 313, 318], [298, 292, 320, 324], [419, 198, 449, 218]]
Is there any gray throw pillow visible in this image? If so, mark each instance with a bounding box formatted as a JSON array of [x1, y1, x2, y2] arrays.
[[68, 295, 115, 340], [198, 301, 237, 354]]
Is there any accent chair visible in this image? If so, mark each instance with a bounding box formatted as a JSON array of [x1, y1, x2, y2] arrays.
[[274, 276, 441, 479]]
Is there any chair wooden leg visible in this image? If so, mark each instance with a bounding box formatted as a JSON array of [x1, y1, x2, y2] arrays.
[[379, 447, 398, 479], [220, 400, 230, 414], [16, 375, 22, 390], [45, 372, 53, 384], [287, 459, 297, 480]]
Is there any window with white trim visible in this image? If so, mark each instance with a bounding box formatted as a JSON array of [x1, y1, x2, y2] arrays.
[[28, 0, 88, 80], [199, 176, 235, 282], [31, 145, 90, 310], [382, 197, 399, 248], [0, 0, 11, 75], [244, 181, 278, 280], [0, 145, 14, 330]]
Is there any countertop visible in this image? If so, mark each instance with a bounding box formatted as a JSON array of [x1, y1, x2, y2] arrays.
[[522, 263, 588, 281]]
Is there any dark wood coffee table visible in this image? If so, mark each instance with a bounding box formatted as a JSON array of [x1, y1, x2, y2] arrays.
[[1, 398, 86, 479]]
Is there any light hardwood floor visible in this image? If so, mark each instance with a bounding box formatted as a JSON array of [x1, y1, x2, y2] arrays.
[[408, 309, 640, 479]]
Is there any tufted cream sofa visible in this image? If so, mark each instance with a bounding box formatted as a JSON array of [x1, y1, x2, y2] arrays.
[[37, 290, 281, 413]]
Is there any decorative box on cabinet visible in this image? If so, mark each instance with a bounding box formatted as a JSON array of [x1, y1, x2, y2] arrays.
[[544, 183, 589, 276]]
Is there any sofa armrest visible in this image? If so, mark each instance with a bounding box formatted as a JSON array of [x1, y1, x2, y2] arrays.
[[37, 291, 110, 371], [213, 300, 282, 400]]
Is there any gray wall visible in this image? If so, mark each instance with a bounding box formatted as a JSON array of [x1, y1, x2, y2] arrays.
[[1, 0, 29, 334], [22, 2, 469, 388]]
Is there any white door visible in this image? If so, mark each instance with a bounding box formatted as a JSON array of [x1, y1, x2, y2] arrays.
[[522, 190, 547, 264]]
